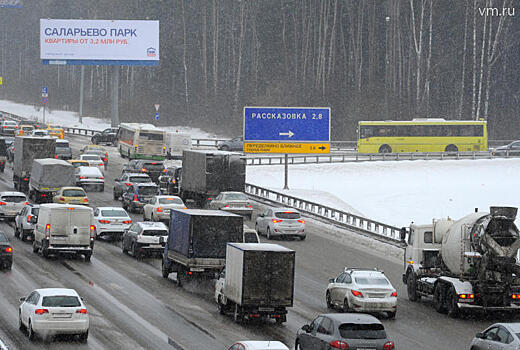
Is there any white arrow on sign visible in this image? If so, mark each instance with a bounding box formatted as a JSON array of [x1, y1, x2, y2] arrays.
[[279, 130, 294, 138], [154, 104, 160, 111]]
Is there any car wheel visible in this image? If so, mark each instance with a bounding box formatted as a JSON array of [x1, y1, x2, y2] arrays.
[[98, 185, 104, 192], [131, 242, 140, 259], [300, 235, 306, 241], [122, 201, 128, 210], [14, 225, 20, 238], [326, 291, 333, 309], [295, 340, 303, 350], [41, 247, 49, 259], [18, 312, 25, 331], [221, 145, 230, 151], [266, 227, 272, 240], [122, 240, 128, 254], [78, 330, 88, 343], [343, 298, 352, 313], [387, 310, 396, 319], [27, 320, 35, 340]]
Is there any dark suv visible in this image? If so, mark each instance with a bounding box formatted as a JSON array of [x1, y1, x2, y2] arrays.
[[157, 166, 182, 195], [91, 127, 119, 145], [122, 160, 166, 182], [0, 231, 13, 270], [121, 183, 161, 213]]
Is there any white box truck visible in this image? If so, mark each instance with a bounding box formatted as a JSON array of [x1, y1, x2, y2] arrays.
[[166, 132, 191, 160], [215, 243, 295, 323], [31, 204, 95, 261]]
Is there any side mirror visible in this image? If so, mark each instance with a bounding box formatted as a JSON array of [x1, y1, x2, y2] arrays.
[[400, 227, 407, 241], [30, 216, 38, 224], [475, 332, 484, 339], [329, 278, 335, 284], [259, 213, 265, 217], [19, 297, 26, 302], [301, 324, 311, 333]]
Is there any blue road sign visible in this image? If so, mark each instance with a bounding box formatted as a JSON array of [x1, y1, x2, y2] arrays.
[[42, 86, 48, 94], [155, 112, 159, 120], [42, 97, 48, 104], [244, 107, 330, 142]]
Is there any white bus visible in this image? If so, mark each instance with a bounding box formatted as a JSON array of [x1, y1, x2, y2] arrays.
[[117, 123, 166, 160]]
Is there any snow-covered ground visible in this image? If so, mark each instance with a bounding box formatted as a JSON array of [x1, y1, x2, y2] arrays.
[[247, 158, 520, 227], [0, 99, 221, 139]]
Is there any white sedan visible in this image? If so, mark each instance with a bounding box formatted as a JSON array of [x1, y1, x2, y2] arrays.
[[19, 288, 89, 342], [79, 154, 105, 172], [326, 268, 397, 319], [143, 195, 186, 222], [93, 207, 132, 240]]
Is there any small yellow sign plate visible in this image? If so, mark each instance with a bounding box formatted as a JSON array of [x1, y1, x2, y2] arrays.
[[244, 142, 330, 154]]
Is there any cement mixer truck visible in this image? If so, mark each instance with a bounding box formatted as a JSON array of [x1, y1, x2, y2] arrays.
[[402, 206, 520, 317]]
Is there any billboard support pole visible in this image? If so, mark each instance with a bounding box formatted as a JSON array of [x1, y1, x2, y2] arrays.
[[284, 154, 289, 190], [79, 65, 84, 124], [111, 65, 119, 127]]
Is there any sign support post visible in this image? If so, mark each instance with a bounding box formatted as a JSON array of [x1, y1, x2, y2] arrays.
[[111, 66, 120, 127], [79, 66, 85, 124], [284, 154, 289, 190]]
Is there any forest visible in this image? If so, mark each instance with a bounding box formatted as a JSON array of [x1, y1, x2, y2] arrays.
[[0, 0, 518, 139]]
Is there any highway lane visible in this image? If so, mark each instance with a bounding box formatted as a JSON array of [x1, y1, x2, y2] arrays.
[[0, 134, 511, 350]]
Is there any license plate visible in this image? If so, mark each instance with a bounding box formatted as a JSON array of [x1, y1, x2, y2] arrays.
[[52, 236, 66, 240], [258, 307, 274, 312], [52, 313, 72, 318], [149, 244, 161, 248], [190, 267, 205, 272]]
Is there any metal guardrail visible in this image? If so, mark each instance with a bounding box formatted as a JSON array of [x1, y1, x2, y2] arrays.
[[245, 182, 403, 245], [246, 150, 520, 165]]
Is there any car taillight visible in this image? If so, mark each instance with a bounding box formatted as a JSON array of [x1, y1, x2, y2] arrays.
[[272, 219, 282, 223], [99, 219, 110, 224], [351, 290, 363, 297], [90, 225, 96, 238], [27, 215, 32, 223], [79, 176, 86, 179], [59, 197, 65, 201], [297, 219, 305, 224], [207, 198, 212, 201], [156, 207, 163, 212], [123, 220, 132, 224], [14, 125, 18, 128], [23, 178, 28, 181], [2, 126, 6, 128], [84, 198, 89, 202], [141, 168, 147, 172], [45, 223, 51, 238], [98, 176, 104, 179], [133, 194, 138, 201], [54, 155, 58, 159], [24, 201, 29, 205], [0, 202, 6, 206], [512, 294, 520, 300], [5, 247, 12, 253], [171, 179, 176, 183], [162, 169, 167, 173], [459, 294, 475, 299], [383, 341, 395, 350], [35, 309, 49, 315], [248, 205, 252, 208], [76, 308, 88, 314], [125, 183, 132, 186], [329, 340, 349, 349], [99, 163, 104, 166], [224, 205, 229, 208], [103, 158, 107, 162], [391, 291, 397, 297]]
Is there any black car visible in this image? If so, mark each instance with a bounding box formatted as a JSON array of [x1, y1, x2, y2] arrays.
[[157, 166, 182, 195], [121, 183, 161, 213], [122, 160, 166, 182], [0, 231, 13, 270], [91, 127, 119, 145], [54, 139, 73, 160], [0, 138, 8, 172], [296, 313, 395, 350]]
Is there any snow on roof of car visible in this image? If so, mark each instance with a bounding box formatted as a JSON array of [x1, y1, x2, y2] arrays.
[[0, 191, 26, 197], [136, 221, 168, 229], [238, 341, 289, 350], [77, 166, 103, 175], [34, 288, 80, 297], [228, 243, 294, 252]]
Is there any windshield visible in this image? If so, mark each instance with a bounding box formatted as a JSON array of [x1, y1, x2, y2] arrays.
[[142, 229, 168, 236], [129, 176, 151, 183], [56, 142, 70, 148], [101, 209, 128, 217], [223, 193, 247, 201], [0, 233, 8, 243], [31, 208, 39, 216], [138, 186, 159, 195], [339, 323, 387, 339], [1, 196, 26, 203], [275, 212, 301, 219], [72, 162, 89, 168], [354, 277, 390, 286], [41, 296, 81, 307], [158, 197, 183, 205], [62, 189, 86, 197], [4, 121, 16, 126]]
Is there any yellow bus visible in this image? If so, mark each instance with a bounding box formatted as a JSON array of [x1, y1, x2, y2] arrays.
[[357, 119, 488, 153]]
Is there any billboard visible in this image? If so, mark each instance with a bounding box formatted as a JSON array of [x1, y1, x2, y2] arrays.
[[0, 0, 23, 8], [40, 19, 159, 66]]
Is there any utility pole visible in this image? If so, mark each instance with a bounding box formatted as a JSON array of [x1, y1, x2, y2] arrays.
[[111, 65, 120, 127], [79, 65, 85, 124]]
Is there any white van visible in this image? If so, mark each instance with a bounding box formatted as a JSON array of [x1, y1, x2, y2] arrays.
[[31, 204, 95, 261], [165, 132, 191, 159]]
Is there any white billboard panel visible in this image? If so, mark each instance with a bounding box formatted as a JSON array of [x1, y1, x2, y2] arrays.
[[40, 19, 159, 63]]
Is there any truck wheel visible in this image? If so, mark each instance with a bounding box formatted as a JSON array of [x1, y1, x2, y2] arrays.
[[217, 296, 226, 315], [161, 260, 170, 278], [32, 241, 38, 253], [407, 272, 420, 301], [387, 310, 396, 319], [84, 252, 92, 262], [446, 286, 460, 318], [433, 283, 447, 313], [176, 267, 184, 287]]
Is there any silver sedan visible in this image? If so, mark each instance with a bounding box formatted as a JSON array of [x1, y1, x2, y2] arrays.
[[470, 323, 520, 350], [143, 195, 186, 222], [255, 207, 305, 240], [208, 191, 253, 219]]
